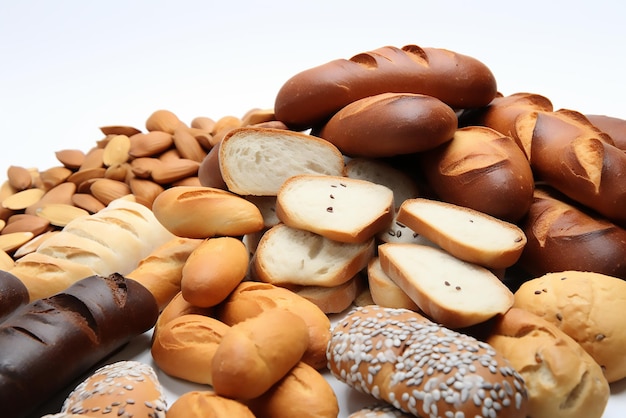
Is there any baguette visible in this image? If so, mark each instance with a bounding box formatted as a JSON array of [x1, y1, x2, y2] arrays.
[[316, 93, 457, 157], [274, 44, 497, 130], [0, 270, 29, 323], [586, 113, 626, 151]]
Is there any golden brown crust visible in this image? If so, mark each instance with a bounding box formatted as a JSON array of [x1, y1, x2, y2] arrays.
[[167, 390, 255, 418]]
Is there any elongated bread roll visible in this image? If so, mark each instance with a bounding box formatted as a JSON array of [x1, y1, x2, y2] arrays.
[[0, 270, 29, 323]]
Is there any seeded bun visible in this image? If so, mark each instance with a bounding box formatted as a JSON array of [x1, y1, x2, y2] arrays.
[[327, 305, 528, 418]]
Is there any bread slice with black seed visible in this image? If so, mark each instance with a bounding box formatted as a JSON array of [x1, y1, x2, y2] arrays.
[[378, 243, 514, 328], [275, 174, 394, 243], [396, 198, 526, 269]]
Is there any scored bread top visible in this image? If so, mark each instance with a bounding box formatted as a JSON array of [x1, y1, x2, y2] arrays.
[[396, 198, 526, 269], [276, 174, 394, 243], [219, 127, 345, 196]]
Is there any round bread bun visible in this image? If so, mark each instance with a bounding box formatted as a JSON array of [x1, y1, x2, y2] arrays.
[[59, 361, 166, 417], [167, 390, 255, 418], [513, 270, 626, 382]]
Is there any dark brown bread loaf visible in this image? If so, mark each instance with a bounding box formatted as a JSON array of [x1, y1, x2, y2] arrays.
[[274, 44, 497, 130], [0, 273, 159, 418], [586, 113, 626, 151], [0, 271, 29, 323]]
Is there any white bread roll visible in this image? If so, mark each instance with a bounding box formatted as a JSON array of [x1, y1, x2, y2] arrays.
[[513, 270, 626, 383], [276, 174, 394, 243], [378, 243, 514, 328], [486, 308, 609, 418], [327, 306, 528, 418]]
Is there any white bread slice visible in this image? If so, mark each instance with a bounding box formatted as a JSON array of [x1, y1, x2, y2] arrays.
[[396, 198, 526, 269], [250, 223, 374, 288], [275, 174, 394, 243], [378, 243, 514, 328], [367, 257, 420, 311], [219, 127, 345, 196]]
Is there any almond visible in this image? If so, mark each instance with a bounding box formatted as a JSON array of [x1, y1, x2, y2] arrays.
[[129, 131, 173, 157], [39, 166, 73, 190], [172, 176, 202, 187], [212, 115, 242, 135], [103, 134, 131, 167], [186, 127, 214, 151], [151, 159, 200, 184], [7, 165, 33, 191], [130, 157, 161, 178], [241, 108, 276, 126], [173, 125, 207, 162], [36, 203, 90, 227], [158, 148, 182, 163], [55, 149, 86, 169], [0, 231, 35, 252], [104, 162, 132, 182], [129, 178, 164, 208], [2, 213, 51, 236], [100, 125, 142, 137], [90, 178, 132, 205], [191, 116, 216, 132], [79, 147, 105, 171], [2, 188, 45, 210], [67, 167, 106, 186], [26, 182, 77, 215], [146, 109, 184, 134], [0, 248, 14, 269], [71, 193, 106, 213]]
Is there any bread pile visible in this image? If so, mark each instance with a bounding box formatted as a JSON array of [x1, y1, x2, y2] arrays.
[[1, 43, 626, 417]]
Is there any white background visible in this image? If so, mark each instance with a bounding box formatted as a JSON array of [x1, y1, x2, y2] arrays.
[[2, 1, 625, 417]]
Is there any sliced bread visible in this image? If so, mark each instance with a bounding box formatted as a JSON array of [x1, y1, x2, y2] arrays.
[[275, 174, 394, 243], [378, 243, 514, 328], [219, 127, 345, 196], [367, 257, 420, 311], [396, 198, 526, 269], [250, 223, 375, 288]]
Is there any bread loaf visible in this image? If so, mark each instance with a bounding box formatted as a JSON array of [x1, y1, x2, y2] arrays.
[[219, 127, 345, 196], [275, 174, 395, 243], [217, 281, 331, 370], [0, 270, 29, 323], [486, 307, 609, 418], [396, 198, 527, 269], [274, 44, 497, 130], [378, 243, 514, 328], [316, 92, 457, 157], [211, 308, 309, 399], [418, 126, 535, 222], [513, 270, 626, 383], [327, 306, 528, 418], [167, 390, 255, 418], [586, 113, 626, 151], [0, 273, 159, 418], [516, 186, 626, 279]]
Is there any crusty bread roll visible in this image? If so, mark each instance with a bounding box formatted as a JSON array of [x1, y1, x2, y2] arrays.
[[276, 174, 395, 243], [0, 270, 29, 323], [151, 313, 230, 385], [251, 223, 375, 288], [327, 306, 528, 418], [244, 361, 339, 418], [486, 308, 610, 418], [211, 308, 309, 399], [181, 236, 249, 307], [0, 273, 159, 418], [586, 113, 626, 151], [151, 186, 265, 238], [274, 44, 497, 130], [367, 257, 420, 311], [167, 390, 255, 418], [396, 198, 527, 269], [217, 281, 331, 370], [513, 270, 626, 383], [126, 236, 203, 310], [378, 243, 514, 328], [219, 127, 345, 196], [56, 361, 166, 417], [517, 186, 626, 279], [316, 92, 457, 157], [418, 126, 535, 222]]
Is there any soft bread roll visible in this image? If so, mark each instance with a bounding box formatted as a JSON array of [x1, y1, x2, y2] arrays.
[[154, 291, 214, 332], [0, 274, 159, 418], [251, 223, 375, 288], [57, 361, 166, 417], [396, 198, 527, 269], [367, 257, 420, 311], [327, 306, 528, 418], [274, 44, 497, 130], [244, 361, 339, 418], [417, 126, 535, 222], [151, 313, 229, 385], [276, 174, 395, 243], [517, 186, 626, 279], [378, 243, 514, 328], [486, 308, 609, 418], [218, 127, 345, 196], [126, 236, 203, 310], [217, 281, 331, 370], [181, 237, 249, 307], [167, 390, 255, 418], [513, 270, 626, 383], [0, 270, 29, 323], [316, 93, 457, 157], [211, 308, 310, 399], [152, 186, 264, 238]]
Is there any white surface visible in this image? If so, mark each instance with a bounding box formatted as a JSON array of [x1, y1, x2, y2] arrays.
[[2, 1, 625, 416]]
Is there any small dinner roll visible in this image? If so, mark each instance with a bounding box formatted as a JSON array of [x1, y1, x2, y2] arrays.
[[167, 390, 255, 418]]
